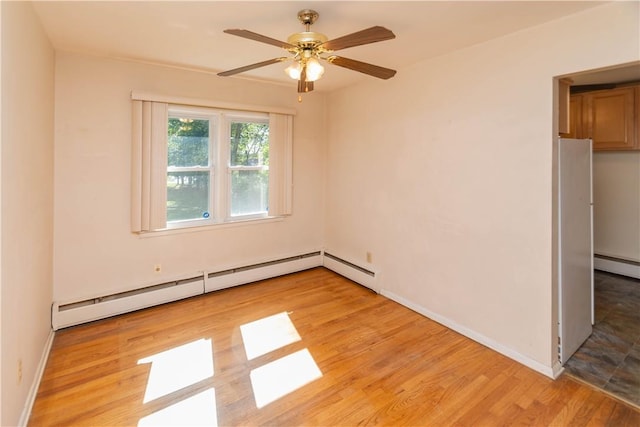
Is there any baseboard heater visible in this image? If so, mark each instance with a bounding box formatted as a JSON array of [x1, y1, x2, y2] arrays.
[[323, 252, 377, 292], [52, 251, 323, 330], [594, 254, 640, 279], [52, 275, 205, 330], [205, 251, 322, 292]]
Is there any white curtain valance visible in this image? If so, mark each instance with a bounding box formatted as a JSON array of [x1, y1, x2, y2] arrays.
[[131, 91, 297, 116]]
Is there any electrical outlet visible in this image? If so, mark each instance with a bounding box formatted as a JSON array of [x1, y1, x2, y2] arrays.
[[366, 252, 372, 263], [154, 264, 162, 273], [17, 358, 22, 384]]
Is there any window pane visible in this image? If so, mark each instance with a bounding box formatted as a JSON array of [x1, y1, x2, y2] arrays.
[[230, 122, 269, 167], [168, 118, 209, 167], [230, 170, 268, 216], [167, 171, 210, 222]]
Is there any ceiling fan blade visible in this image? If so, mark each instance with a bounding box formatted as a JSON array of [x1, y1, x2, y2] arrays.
[[218, 57, 288, 77], [327, 56, 396, 80], [223, 29, 296, 50], [297, 66, 314, 93], [321, 26, 395, 51]]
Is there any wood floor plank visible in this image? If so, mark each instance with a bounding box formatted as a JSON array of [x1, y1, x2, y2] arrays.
[[29, 268, 640, 426]]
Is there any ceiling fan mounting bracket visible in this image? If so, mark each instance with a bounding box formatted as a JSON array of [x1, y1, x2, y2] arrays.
[[297, 9, 319, 27]]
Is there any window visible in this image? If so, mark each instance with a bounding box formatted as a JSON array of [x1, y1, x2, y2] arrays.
[[167, 114, 213, 225], [227, 117, 270, 218], [167, 107, 271, 228], [131, 96, 293, 233]]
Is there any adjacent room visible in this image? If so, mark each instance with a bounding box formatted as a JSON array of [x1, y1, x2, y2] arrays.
[[2, 1, 639, 425], [559, 66, 640, 406]]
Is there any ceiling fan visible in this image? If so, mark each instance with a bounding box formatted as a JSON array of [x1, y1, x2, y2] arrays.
[[217, 9, 397, 94]]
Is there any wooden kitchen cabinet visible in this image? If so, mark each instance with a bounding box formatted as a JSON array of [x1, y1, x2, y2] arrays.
[[585, 86, 637, 150], [568, 85, 639, 150], [565, 94, 584, 139]]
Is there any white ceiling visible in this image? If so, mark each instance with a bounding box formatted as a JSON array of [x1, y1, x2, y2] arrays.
[[33, 1, 611, 92]]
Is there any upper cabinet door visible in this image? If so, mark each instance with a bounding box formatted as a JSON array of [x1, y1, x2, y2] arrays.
[[585, 86, 637, 150]]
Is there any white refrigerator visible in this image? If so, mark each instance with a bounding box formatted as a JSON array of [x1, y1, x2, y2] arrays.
[[558, 138, 594, 365]]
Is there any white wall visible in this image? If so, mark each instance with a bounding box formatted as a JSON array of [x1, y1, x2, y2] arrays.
[[325, 1, 639, 375], [53, 53, 326, 303], [593, 151, 640, 262], [1, 2, 55, 425]]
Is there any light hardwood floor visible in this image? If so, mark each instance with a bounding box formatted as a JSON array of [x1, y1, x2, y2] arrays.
[[30, 268, 640, 426]]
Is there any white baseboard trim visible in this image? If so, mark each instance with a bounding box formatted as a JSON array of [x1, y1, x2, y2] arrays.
[[552, 361, 565, 379], [19, 329, 55, 426], [594, 256, 640, 279], [380, 289, 557, 379]]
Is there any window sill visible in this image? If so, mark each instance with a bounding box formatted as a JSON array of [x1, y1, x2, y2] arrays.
[[136, 216, 285, 238]]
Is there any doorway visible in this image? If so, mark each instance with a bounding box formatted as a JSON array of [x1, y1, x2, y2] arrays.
[[556, 62, 640, 408]]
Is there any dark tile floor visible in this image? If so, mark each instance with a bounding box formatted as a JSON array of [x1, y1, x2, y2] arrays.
[[564, 270, 640, 408]]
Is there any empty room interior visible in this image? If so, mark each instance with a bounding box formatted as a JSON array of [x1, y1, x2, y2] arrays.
[[2, 1, 640, 425]]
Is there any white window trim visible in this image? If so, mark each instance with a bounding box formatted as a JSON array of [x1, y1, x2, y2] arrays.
[[166, 106, 272, 229], [138, 216, 285, 238]]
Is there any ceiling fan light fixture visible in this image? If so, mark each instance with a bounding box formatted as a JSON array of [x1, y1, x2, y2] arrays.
[[305, 58, 325, 82], [285, 62, 302, 80]]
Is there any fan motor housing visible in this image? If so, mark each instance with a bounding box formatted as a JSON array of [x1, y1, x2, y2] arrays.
[[287, 31, 328, 48]]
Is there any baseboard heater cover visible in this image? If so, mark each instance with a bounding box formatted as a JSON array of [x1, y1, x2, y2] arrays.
[[323, 252, 377, 291], [205, 251, 322, 292], [52, 276, 204, 330], [594, 254, 640, 279], [52, 251, 323, 330]]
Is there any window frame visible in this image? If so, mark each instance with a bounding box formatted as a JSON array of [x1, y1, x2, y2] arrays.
[[165, 105, 271, 230]]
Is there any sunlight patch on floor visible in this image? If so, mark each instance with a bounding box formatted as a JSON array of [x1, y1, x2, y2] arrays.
[[138, 338, 214, 403], [137, 388, 217, 426], [250, 348, 322, 408], [240, 311, 301, 360]]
